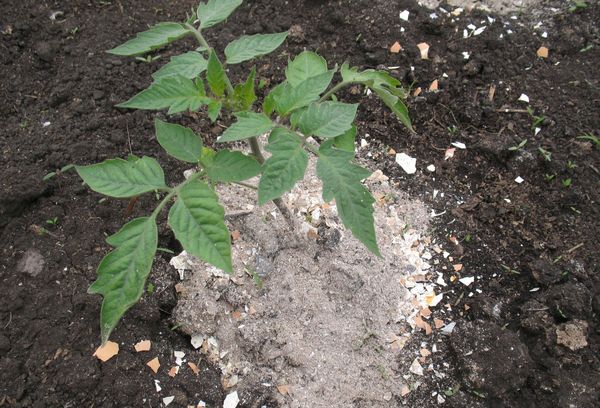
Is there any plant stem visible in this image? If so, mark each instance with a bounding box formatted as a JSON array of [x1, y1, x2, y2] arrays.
[[184, 23, 235, 96], [232, 181, 258, 190], [318, 81, 357, 103], [249, 137, 266, 164], [151, 171, 204, 219]]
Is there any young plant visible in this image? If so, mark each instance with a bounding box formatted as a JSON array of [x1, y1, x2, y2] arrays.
[[577, 132, 599, 149], [75, 0, 413, 344]]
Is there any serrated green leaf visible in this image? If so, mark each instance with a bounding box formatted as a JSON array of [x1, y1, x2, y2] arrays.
[[297, 101, 358, 138], [155, 119, 202, 163], [316, 146, 379, 256], [225, 32, 288, 64], [321, 125, 356, 152], [217, 111, 274, 142], [258, 128, 308, 205], [76, 156, 166, 198], [116, 75, 211, 114], [207, 100, 222, 122], [286, 51, 328, 87], [107, 23, 190, 56], [372, 86, 413, 131], [206, 150, 261, 182], [272, 71, 334, 115], [198, 0, 242, 29], [206, 50, 228, 97], [89, 216, 158, 343], [233, 67, 257, 111], [152, 51, 207, 80], [169, 180, 232, 272]]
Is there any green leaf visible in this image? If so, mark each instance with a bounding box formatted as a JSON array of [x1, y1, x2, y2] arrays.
[[206, 50, 228, 97], [258, 128, 308, 205], [207, 100, 222, 122], [286, 51, 328, 87], [169, 180, 232, 272], [155, 119, 202, 163], [225, 32, 288, 64], [152, 51, 207, 80], [316, 146, 379, 256], [206, 150, 261, 182], [107, 23, 191, 56], [198, 0, 242, 29], [322, 125, 356, 152], [116, 75, 210, 114], [297, 101, 358, 138], [89, 216, 158, 343], [271, 71, 334, 115], [233, 67, 257, 111], [217, 111, 274, 142], [76, 156, 166, 198], [372, 86, 413, 132]]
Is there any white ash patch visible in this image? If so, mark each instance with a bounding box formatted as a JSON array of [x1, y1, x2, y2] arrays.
[[172, 157, 436, 407]]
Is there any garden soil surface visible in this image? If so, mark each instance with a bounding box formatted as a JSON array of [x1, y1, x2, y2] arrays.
[[1, 0, 599, 407]]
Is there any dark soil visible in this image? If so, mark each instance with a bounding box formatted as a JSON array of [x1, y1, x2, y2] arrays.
[[1, 0, 598, 407]]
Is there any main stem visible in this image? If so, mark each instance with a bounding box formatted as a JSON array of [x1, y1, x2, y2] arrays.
[[187, 23, 296, 231]]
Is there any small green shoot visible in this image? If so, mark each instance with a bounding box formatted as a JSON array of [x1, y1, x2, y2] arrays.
[[146, 282, 156, 293], [580, 44, 594, 53], [508, 139, 528, 151], [46, 217, 59, 226], [501, 264, 520, 274], [577, 133, 599, 149], [447, 125, 459, 135], [544, 173, 556, 182], [135, 54, 161, 63], [527, 107, 545, 130], [562, 178, 572, 187], [569, 0, 588, 12], [538, 147, 552, 162], [569, 207, 581, 215], [566, 160, 577, 170]]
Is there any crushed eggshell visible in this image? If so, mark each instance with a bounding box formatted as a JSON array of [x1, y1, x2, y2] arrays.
[[231, 230, 241, 241], [426, 164, 436, 172], [188, 362, 200, 375], [444, 148, 456, 160], [518, 93, 530, 103], [395, 153, 417, 174], [420, 348, 432, 357], [163, 396, 175, 406], [400, 10, 410, 21], [515, 176, 524, 184], [277, 384, 290, 395], [453, 263, 463, 272], [390, 41, 402, 53], [451, 141, 466, 149], [401, 384, 411, 396], [223, 391, 240, 408], [168, 366, 179, 377], [147, 357, 160, 374], [154, 379, 162, 392], [417, 42, 430, 59], [388, 148, 397, 155], [537, 46, 549, 58], [134, 340, 151, 352], [434, 318, 445, 329], [413, 87, 422, 96], [93, 341, 119, 362], [429, 79, 439, 91], [410, 358, 424, 376], [459, 276, 475, 286]]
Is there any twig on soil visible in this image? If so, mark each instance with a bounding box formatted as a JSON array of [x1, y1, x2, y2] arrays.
[[566, 242, 584, 253], [495, 108, 530, 113], [3, 312, 12, 329]]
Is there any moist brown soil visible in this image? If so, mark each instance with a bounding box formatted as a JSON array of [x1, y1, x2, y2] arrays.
[[1, 0, 599, 407]]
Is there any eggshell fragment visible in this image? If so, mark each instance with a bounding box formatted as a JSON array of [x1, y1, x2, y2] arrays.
[[147, 357, 160, 374], [537, 46, 549, 58], [93, 341, 119, 362], [134, 340, 151, 352], [417, 42, 430, 59], [390, 41, 402, 53]]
